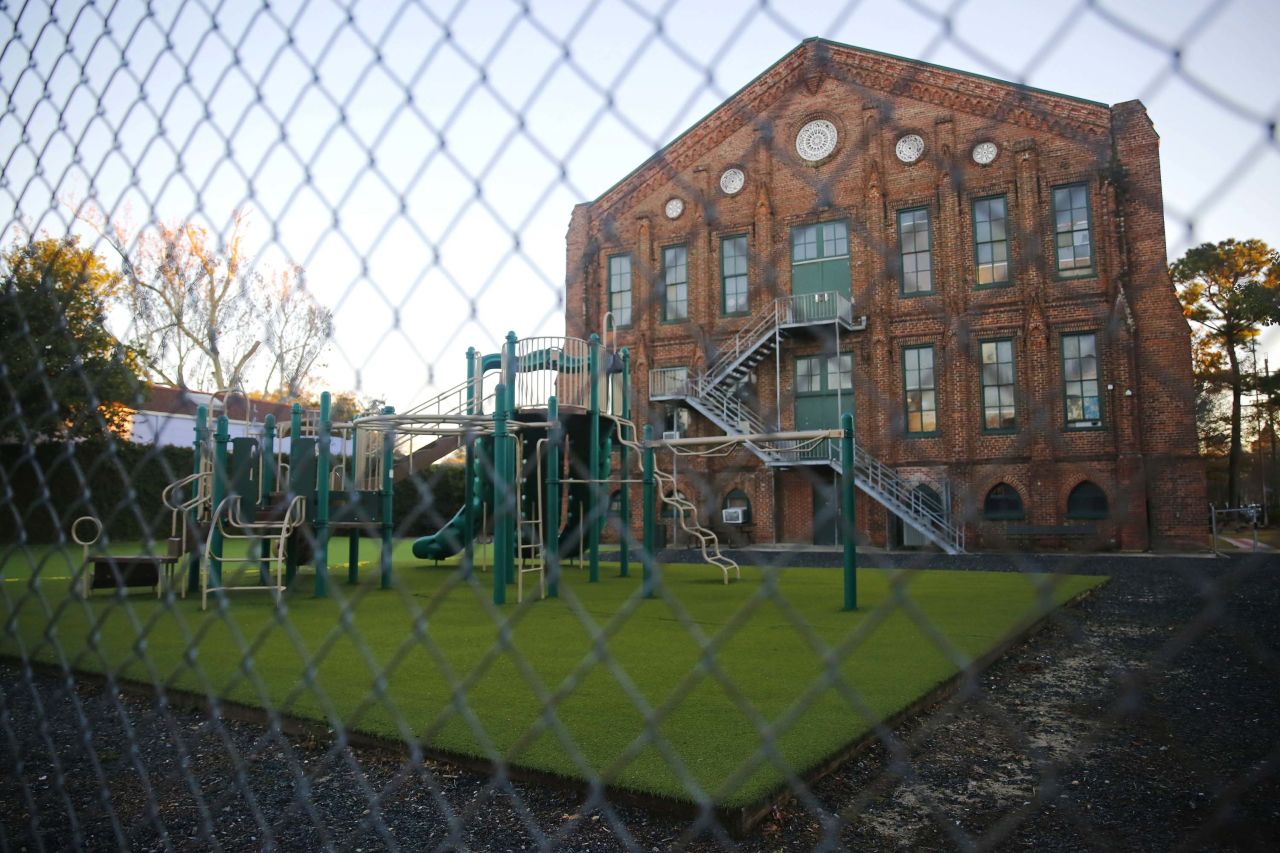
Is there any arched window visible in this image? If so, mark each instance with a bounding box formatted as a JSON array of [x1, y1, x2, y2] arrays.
[[608, 489, 623, 517], [722, 488, 752, 524], [1066, 481, 1108, 519], [983, 483, 1025, 520]]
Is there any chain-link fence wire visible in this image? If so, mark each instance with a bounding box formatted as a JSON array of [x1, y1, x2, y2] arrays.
[[2, 0, 1279, 849]]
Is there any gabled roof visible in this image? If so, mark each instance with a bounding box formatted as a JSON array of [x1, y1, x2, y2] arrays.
[[587, 37, 1115, 219]]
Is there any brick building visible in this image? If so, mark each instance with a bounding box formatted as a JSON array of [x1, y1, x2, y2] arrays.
[[564, 38, 1206, 551]]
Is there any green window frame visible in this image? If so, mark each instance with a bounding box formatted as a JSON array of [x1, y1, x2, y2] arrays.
[[1061, 331, 1102, 429], [721, 235, 749, 315], [973, 195, 1010, 287], [663, 245, 688, 322], [608, 254, 632, 328], [796, 355, 823, 394], [897, 207, 933, 295], [1052, 182, 1094, 277], [791, 220, 848, 263], [796, 353, 852, 395], [983, 483, 1025, 520], [902, 344, 938, 436], [979, 338, 1016, 432]]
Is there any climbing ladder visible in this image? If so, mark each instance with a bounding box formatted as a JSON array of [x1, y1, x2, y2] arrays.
[[514, 436, 547, 602]]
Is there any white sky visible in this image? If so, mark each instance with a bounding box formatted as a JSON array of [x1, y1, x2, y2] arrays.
[[3, 0, 1278, 405]]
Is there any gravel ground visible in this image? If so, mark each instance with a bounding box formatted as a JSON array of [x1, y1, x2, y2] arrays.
[[2, 553, 1278, 851]]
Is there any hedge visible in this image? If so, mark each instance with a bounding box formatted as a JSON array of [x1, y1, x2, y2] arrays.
[[0, 440, 468, 545]]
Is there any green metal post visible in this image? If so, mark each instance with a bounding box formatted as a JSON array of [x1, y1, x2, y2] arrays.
[[262, 414, 276, 502], [619, 349, 631, 578], [642, 424, 655, 599], [210, 415, 229, 591], [588, 333, 601, 583], [315, 392, 332, 598], [284, 405, 302, 587], [347, 531, 359, 585], [546, 396, 561, 598], [505, 331, 519, 587], [187, 405, 208, 593], [463, 347, 477, 578], [380, 405, 395, 589], [492, 384, 511, 605], [841, 411, 858, 611]]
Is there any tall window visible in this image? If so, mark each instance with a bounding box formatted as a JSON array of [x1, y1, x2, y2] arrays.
[[973, 196, 1009, 286], [897, 208, 933, 295], [721, 235, 749, 315], [663, 245, 688, 321], [903, 345, 938, 435], [980, 339, 1016, 431], [608, 254, 632, 327], [1053, 183, 1093, 276], [1062, 332, 1101, 428]]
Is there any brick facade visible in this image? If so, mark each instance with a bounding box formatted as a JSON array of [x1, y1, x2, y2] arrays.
[[568, 39, 1206, 551]]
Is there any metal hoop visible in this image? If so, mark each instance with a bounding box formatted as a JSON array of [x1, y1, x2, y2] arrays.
[[71, 515, 102, 547]]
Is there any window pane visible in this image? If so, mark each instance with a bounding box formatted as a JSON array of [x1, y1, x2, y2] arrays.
[[722, 235, 749, 314], [664, 246, 688, 321], [974, 195, 1010, 286], [904, 345, 937, 434], [899, 208, 933, 295], [980, 338, 1016, 431], [1063, 333, 1100, 426], [793, 225, 817, 261], [1053, 183, 1093, 275], [609, 255, 632, 326]]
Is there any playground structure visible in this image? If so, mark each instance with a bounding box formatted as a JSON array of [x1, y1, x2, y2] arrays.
[[74, 333, 862, 610], [353, 330, 861, 608]]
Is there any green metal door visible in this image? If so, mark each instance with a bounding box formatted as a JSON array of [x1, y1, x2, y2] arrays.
[[793, 354, 853, 462], [791, 221, 851, 301]]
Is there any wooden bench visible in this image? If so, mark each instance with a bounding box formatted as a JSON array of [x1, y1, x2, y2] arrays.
[[87, 555, 181, 595]]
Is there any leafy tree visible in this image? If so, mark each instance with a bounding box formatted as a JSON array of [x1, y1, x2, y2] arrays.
[[0, 236, 145, 438], [1172, 238, 1280, 505]]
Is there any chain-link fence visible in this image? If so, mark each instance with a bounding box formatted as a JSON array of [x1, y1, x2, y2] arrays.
[[3, 1, 1278, 849]]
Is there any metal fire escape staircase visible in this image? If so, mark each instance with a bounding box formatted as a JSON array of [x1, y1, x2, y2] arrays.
[[651, 292, 965, 554]]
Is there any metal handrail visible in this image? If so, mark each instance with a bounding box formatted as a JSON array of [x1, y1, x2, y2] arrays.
[[698, 291, 855, 389], [609, 414, 739, 583]]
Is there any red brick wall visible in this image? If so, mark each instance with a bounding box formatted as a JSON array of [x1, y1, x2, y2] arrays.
[[570, 40, 1206, 551]]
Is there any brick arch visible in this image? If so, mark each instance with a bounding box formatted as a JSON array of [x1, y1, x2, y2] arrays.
[[974, 476, 1029, 519], [1053, 466, 1113, 513]]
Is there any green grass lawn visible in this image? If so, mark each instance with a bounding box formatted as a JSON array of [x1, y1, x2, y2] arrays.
[[1, 541, 1104, 808]]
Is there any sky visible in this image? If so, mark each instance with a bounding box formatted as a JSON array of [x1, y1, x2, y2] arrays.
[[2, 0, 1278, 407]]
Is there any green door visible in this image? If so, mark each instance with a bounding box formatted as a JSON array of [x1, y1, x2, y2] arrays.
[[791, 221, 851, 322], [794, 353, 853, 428]]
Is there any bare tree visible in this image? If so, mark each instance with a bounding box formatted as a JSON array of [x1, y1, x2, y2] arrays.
[[258, 264, 333, 400], [75, 205, 331, 396]]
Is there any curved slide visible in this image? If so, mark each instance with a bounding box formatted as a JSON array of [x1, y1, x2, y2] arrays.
[[411, 497, 480, 560]]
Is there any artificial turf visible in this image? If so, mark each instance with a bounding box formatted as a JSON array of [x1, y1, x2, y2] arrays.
[[1, 542, 1104, 808]]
